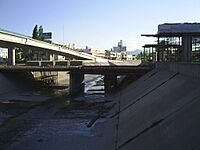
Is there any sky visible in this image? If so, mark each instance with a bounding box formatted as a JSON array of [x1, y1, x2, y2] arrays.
[[0, 0, 200, 51]]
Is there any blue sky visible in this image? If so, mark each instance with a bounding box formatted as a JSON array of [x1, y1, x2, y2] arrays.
[[0, 0, 200, 50]]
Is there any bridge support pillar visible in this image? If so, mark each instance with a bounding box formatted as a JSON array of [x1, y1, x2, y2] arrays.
[[69, 73, 84, 96], [182, 35, 192, 62], [8, 47, 15, 66], [104, 75, 117, 93]]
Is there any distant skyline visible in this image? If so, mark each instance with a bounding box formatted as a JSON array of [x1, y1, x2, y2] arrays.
[[0, 0, 200, 50]]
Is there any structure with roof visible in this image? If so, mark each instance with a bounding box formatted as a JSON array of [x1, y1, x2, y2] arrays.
[[142, 23, 200, 62]]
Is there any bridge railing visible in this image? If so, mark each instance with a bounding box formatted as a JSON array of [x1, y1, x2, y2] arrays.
[[25, 60, 83, 67]]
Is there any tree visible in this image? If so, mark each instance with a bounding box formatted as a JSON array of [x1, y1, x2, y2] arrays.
[[136, 52, 144, 60], [32, 25, 44, 41], [38, 25, 44, 40], [32, 25, 38, 39]]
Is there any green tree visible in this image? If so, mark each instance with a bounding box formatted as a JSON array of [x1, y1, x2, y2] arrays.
[[136, 52, 144, 60], [38, 25, 44, 40], [32, 25, 45, 41], [32, 25, 38, 39]]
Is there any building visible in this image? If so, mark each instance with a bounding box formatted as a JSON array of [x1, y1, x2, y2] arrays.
[[126, 54, 135, 60], [112, 40, 126, 52], [78, 46, 92, 54], [0, 48, 8, 59], [78, 46, 107, 59], [105, 51, 127, 60], [106, 40, 127, 60], [142, 23, 200, 62], [90, 48, 106, 58]]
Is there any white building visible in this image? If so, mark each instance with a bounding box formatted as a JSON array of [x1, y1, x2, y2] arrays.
[[127, 54, 135, 60], [91, 48, 106, 58], [107, 51, 127, 60], [0, 48, 8, 58]]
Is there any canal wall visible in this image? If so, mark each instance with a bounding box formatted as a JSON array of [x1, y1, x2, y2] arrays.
[[103, 62, 200, 150]]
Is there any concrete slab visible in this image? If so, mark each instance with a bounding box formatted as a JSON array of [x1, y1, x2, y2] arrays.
[[118, 70, 176, 110], [120, 93, 200, 150], [117, 73, 200, 149]]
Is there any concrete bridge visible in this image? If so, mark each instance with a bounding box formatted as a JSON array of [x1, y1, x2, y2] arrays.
[[0, 29, 106, 65], [0, 63, 153, 94], [0, 29, 153, 95]]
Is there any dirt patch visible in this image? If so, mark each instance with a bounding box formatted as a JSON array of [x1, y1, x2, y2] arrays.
[[0, 101, 40, 149], [55, 100, 113, 120], [0, 101, 37, 114]]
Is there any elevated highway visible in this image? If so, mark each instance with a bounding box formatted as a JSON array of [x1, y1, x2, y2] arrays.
[[0, 29, 105, 61]]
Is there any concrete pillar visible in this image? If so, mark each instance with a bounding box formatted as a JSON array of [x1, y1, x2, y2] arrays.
[[143, 47, 146, 61], [157, 37, 160, 62], [104, 75, 117, 93], [50, 53, 55, 61], [182, 35, 192, 62], [69, 73, 84, 96], [8, 47, 15, 66], [50, 54, 56, 66]]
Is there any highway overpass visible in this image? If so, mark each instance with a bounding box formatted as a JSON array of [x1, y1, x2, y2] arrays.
[[0, 29, 106, 62]]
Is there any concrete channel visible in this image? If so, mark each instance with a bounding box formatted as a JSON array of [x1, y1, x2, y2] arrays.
[[0, 62, 200, 149]]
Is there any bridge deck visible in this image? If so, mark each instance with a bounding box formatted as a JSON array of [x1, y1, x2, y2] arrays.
[[0, 65, 153, 75], [0, 29, 106, 61]]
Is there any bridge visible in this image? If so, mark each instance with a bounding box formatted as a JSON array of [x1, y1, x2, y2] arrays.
[[0, 29, 153, 94], [0, 29, 106, 65], [0, 65, 152, 74], [0, 63, 153, 94]]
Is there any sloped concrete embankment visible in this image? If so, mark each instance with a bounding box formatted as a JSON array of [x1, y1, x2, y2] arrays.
[[100, 62, 200, 150], [0, 72, 49, 101]]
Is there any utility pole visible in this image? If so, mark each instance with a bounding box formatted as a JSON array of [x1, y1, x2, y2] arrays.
[[62, 25, 65, 45]]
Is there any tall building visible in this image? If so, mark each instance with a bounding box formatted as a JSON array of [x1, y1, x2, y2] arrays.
[[112, 40, 126, 52]]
